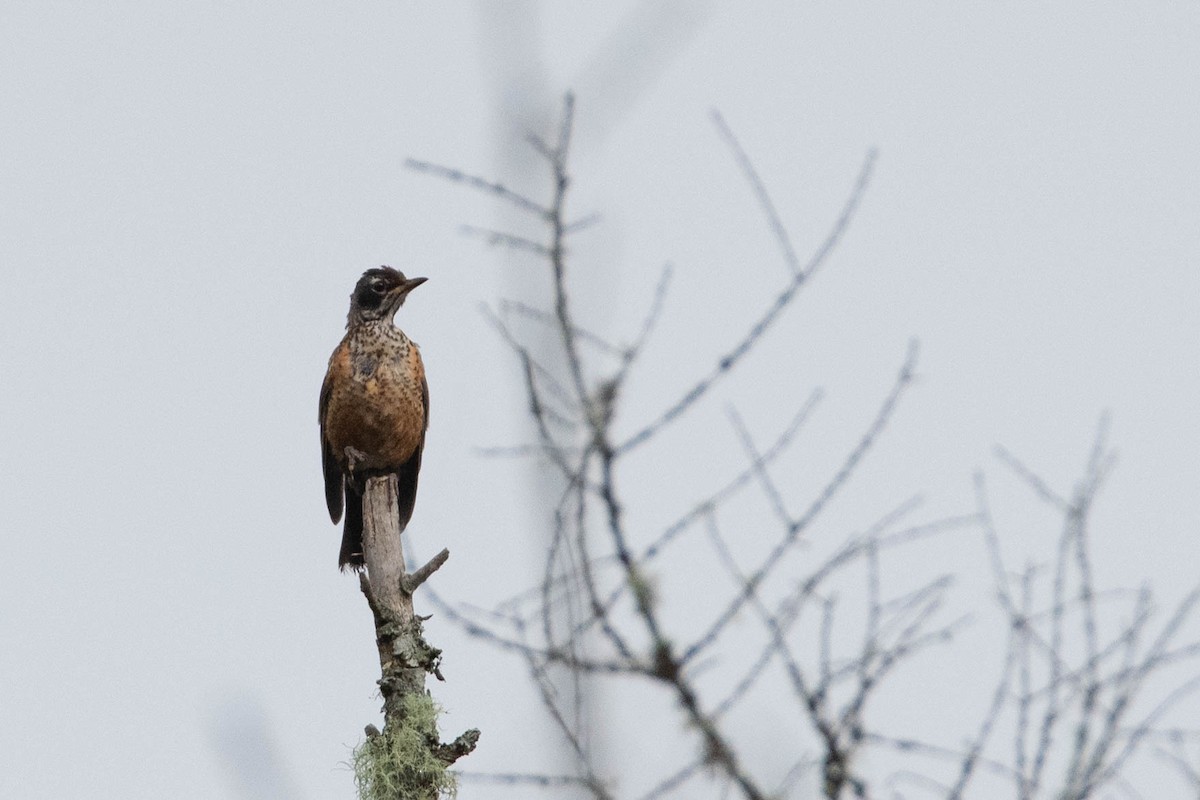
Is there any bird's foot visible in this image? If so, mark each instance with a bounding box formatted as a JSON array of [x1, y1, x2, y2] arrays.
[[344, 446, 368, 474]]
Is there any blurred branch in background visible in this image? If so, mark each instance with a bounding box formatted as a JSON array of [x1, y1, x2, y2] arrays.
[[408, 96, 1200, 799], [465, 6, 720, 787], [208, 695, 305, 800], [969, 425, 1200, 799], [874, 424, 1200, 800]]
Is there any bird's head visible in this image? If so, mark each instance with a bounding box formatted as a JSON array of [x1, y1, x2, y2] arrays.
[[347, 266, 427, 325]]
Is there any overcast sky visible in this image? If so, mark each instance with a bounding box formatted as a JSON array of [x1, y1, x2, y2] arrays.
[[3, 3, 1199, 798]]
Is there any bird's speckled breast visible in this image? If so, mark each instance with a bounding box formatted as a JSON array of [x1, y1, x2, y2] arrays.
[[324, 322, 426, 471]]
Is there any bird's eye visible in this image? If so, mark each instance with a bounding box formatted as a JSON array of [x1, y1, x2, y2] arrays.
[[371, 282, 387, 294]]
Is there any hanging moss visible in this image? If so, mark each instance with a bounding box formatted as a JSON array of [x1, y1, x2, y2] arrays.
[[352, 695, 457, 800]]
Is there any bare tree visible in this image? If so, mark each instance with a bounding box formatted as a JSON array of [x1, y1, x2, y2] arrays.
[[408, 96, 1200, 799]]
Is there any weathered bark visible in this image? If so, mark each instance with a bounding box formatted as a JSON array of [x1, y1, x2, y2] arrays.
[[356, 474, 478, 797]]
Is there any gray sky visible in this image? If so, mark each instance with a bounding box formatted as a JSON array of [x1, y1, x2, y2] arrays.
[[2, 3, 1199, 798]]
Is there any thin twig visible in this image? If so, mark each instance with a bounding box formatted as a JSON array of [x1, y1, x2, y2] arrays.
[[501, 298, 626, 357], [681, 341, 918, 666], [459, 224, 551, 256], [405, 157, 549, 218], [402, 548, 450, 594], [617, 148, 878, 455], [711, 110, 802, 276]]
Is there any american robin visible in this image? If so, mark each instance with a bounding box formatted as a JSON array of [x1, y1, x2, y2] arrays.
[[320, 267, 429, 571]]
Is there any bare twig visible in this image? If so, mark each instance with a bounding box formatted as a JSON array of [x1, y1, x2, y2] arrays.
[[500, 298, 626, 357], [402, 547, 450, 595], [711, 110, 802, 276], [617, 147, 878, 455], [681, 341, 919, 666], [460, 224, 551, 256], [405, 157, 549, 217]]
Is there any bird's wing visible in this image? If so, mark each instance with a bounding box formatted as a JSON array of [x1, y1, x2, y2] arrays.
[[421, 372, 430, 430], [395, 373, 429, 532], [319, 357, 345, 525]]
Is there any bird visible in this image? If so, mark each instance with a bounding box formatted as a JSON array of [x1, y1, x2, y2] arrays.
[[319, 266, 429, 571]]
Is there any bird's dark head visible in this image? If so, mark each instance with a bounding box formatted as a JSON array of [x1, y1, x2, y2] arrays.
[[347, 266, 427, 325]]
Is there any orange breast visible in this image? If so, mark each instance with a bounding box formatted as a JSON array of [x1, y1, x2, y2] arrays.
[[323, 336, 426, 471]]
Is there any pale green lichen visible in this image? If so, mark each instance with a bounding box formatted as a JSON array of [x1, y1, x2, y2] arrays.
[[353, 694, 457, 800], [628, 566, 657, 615]]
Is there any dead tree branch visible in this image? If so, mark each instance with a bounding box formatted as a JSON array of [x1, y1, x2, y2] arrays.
[[351, 475, 478, 799]]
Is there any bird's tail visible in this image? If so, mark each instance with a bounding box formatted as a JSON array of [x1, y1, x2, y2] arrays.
[[338, 482, 364, 571]]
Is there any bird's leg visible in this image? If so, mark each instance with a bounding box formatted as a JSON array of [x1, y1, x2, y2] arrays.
[[344, 445, 367, 475]]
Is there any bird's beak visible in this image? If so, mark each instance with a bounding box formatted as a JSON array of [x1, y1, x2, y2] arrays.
[[398, 276, 428, 297]]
